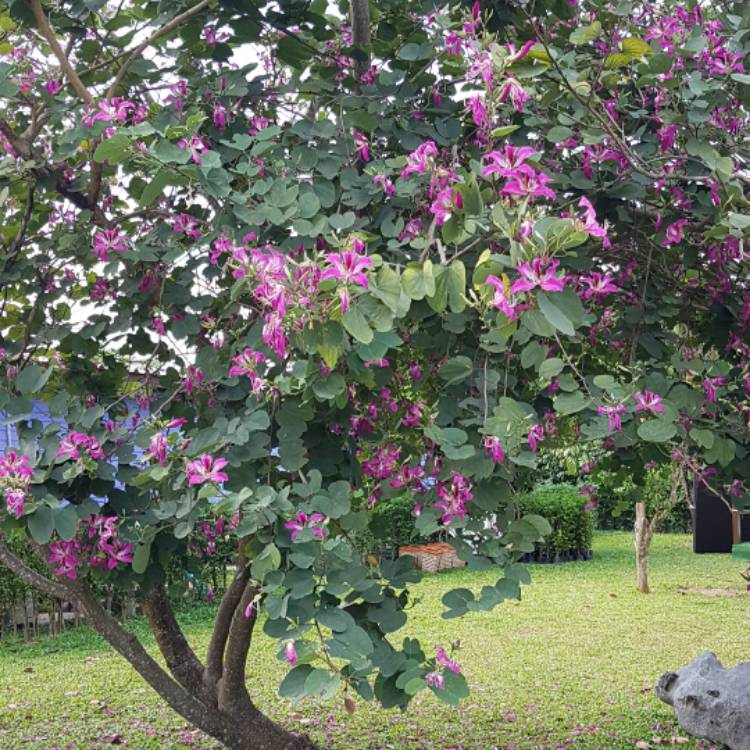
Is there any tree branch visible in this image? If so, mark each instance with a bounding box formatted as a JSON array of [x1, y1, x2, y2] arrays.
[[0, 540, 71, 600], [26, 0, 93, 106], [217, 581, 258, 714], [204, 543, 251, 693], [141, 584, 212, 703], [67, 578, 239, 744], [349, 0, 371, 80], [106, 0, 211, 98]]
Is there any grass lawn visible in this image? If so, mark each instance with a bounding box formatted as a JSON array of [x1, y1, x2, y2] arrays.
[[0, 531, 747, 750]]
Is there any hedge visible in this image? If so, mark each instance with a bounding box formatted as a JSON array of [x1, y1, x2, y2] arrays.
[[520, 484, 595, 559]]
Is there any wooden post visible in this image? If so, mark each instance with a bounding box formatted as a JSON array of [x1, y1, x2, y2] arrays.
[[635, 502, 652, 594], [731, 509, 741, 545]]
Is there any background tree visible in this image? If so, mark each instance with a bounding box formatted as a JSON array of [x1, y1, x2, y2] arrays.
[[0, 0, 749, 748]]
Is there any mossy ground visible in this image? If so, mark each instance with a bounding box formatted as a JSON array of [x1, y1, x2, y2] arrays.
[[0, 532, 746, 750]]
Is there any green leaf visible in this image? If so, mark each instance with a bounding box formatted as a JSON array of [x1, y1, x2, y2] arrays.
[[279, 664, 314, 700], [28, 506, 54, 545], [537, 293, 575, 336], [297, 191, 321, 219], [439, 356, 473, 385], [140, 168, 187, 206], [570, 21, 601, 45], [447, 261, 466, 313], [342, 306, 374, 344], [251, 543, 281, 581], [304, 669, 341, 698], [93, 134, 130, 164], [637, 418, 676, 443], [538, 358, 564, 380], [53, 506, 78, 541], [621, 36, 652, 58], [132, 543, 151, 574], [15, 365, 50, 394], [402, 260, 435, 300], [277, 35, 313, 68]]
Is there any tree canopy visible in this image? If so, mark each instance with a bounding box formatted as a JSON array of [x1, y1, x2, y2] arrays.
[[0, 0, 748, 747]]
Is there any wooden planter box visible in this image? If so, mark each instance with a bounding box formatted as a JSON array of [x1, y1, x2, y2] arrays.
[[398, 543, 465, 572]]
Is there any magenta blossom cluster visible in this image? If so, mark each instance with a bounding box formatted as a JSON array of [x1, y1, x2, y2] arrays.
[[48, 514, 133, 579], [285, 512, 329, 541], [188, 513, 240, 559], [228, 348, 268, 395], [55, 431, 106, 461], [434, 471, 473, 525], [0, 450, 33, 518], [426, 645, 463, 693]]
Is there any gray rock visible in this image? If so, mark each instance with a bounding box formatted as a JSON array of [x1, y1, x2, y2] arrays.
[[656, 651, 750, 750]]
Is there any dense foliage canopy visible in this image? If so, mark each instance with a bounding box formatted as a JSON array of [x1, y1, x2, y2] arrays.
[[0, 0, 748, 746]]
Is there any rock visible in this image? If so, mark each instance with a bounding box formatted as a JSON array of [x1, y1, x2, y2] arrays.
[[656, 651, 750, 750]]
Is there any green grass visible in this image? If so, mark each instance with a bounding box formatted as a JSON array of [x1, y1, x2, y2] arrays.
[[0, 532, 746, 750]]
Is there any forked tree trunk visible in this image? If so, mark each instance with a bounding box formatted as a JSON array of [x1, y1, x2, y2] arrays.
[[634, 501, 654, 594], [0, 541, 321, 750]]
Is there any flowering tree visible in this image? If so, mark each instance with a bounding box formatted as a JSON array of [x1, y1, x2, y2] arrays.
[[0, 0, 749, 747]]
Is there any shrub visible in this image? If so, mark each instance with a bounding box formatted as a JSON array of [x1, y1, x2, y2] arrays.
[[520, 485, 595, 558], [592, 465, 692, 534], [357, 494, 424, 553]]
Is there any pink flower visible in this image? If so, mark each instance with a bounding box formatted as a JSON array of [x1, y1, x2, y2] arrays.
[[5, 489, 26, 518], [186, 455, 229, 486], [146, 433, 168, 465], [527, 424, 545, 453], [373, 174, 395, 197], [48, 540, 81, 579], [483, 436, 505, 464], [501, 165, 557, 201], [429, 186, 461, 225], [657, 123, 678, 152], [506, 39, 537, 64], [401, 141, 438, 179], [482, 145, 535, 178], [467, 95, 489, 130], [212, 103, 228, 130], [0, 450, 33, 481], [575, 198, 609, 245], [445, 31, 463, 56], [56, 432, 105, 461], [498, 79, 530, 112], [703, 376, 725, 403], [662, 219, 689, 247], [597, 403, 626, 433], [579, 272, 619, 300], [510, 258, 566, 294], [45, 79, 61, 95], [579, 484, 598, 513], [634, 391, 664, 414], [361, 445, 401, 480], [167, 417, 188, 429], [228, 348, 266, 384], [92, 227, 127, 261], [172, 213, 201, 239], [436, 646, 461, 673], [485, 275, 522, 320], [83, 98, 134, 127], [284, 641, 298, 666], [178, 136, 207, 166], [354, 130, 370, 161], [425, 671, 445, 691], [244, 601, 256, 619], [321, 243, 373, 313], [435, 472, 473, 525], [285, 512, 328, 541]]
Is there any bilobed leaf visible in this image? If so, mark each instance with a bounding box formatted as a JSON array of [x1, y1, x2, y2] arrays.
[[637, 418, 676, 443], [439, 356, 473, 385], [402, 260, 436, 300], [15, 365, 50, 394], [621, 36, 652, 58], [537, 293, 575, 336], [342, 305, 374, 344], [132, 543, 151, 574], [279, 664, 314, 699], [93, 134, 130, 164], [570, 21, 601, 45], [28, 506, 54, 545], [447, 261, 466, 313]]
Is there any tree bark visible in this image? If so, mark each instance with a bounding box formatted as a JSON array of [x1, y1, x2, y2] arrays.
[[349, 0, 371, 80], [634, 501, 654, 594]]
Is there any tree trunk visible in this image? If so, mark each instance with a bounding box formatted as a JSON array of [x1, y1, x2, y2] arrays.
[[635, 501, 653, 594]]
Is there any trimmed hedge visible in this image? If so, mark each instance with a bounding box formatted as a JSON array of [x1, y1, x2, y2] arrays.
[[520, 484, 595, 560], [357, 494, 423, 553]]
